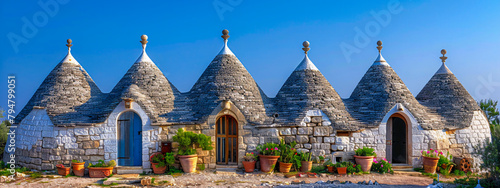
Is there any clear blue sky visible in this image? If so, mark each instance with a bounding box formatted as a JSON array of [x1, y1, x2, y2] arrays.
[[1, 0, 499, 120]]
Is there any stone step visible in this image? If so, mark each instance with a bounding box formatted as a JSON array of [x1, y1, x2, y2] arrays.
[[215, 165, 240, 175], [115, 166, 144, 174]]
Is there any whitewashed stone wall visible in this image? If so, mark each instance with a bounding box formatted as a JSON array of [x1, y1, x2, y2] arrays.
[[12, 101, 163, 171]]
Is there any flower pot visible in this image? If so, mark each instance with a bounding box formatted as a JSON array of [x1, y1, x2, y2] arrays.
[[242, 161, 256, 173], [327, 166, 334, 173], [151, 162, 167, 174], [88, 167, 113, 178], [441, 164, 454, 174], [337, 167, 347, 175], [57, 166, 71, 176], [258, 155, 280, 173], [300, 161, 312, 172], [71, 162, 85, 177], [178, 154, 198, 173], [354, 155, 375, 172], [279, 162, 293, 173], [422, 156, 439, 174]]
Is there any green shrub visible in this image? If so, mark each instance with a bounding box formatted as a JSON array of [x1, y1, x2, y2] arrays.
[[151, 153, 166, 168], [478, 137, 500, 186], [71, 159, 83, 163], [165, 152, 175, 167], [355, 147, 376, 157], [173, 128, 213, 155], [298, 151, 312, 162], [277, 139, 297, 163], [88, 160, 116, 168]]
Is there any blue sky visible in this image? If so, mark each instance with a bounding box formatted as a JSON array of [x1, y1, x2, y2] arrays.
[[1, 0, 499, 119]]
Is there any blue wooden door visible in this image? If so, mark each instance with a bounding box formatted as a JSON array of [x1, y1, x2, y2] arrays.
[[118, 111, 142, 166]]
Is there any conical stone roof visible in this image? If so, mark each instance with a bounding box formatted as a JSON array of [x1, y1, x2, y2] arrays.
[[107, 35, 179, 124], [346, 41, 442, 129], [276, 41, 355, 130], [15, 39, 102, 125], [416, 50, 480, 129], [188, 30, 270, 124]]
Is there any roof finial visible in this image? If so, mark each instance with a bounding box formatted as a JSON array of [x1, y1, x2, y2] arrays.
[[221, 29, 229, 40], [440, 49, 447, 63], [302, 41, 310, 54], [376, 40, 383, 53], [66, 39, 72, 51], [140, 35, 148, 50]]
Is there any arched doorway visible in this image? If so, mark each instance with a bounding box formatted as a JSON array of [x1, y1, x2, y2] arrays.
[[216, 115, 238, 165], [386, 113, 408, 164], [117, 111, 142, 166]]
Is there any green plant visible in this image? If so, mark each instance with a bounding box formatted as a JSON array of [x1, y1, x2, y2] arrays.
[[172, 128, 213, 155], [478, 137, 500, 186], [198, 164, 205, 171], [334, 161, 352, 168], [243, 152, 258, 161], [164, 152, 175, 168], [372, 158, 393, 174], [355, 147, 376, 157], [71, 159, 83, 163], [151, 153, 166, 168], [256, 142, 280, 156], [291, 152, 301, 171], [319, 155, 325, 161], [298, 152, 312, 162], [437, 151, 455, 167], [31, 172, 42, 178], [421, 148, 443, 158], [310, 165, 327, 173], [278, 139, 297, 163], [88, 160, 116, 168]]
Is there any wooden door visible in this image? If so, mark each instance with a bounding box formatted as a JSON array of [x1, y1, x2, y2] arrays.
[[216, 115, 238, 165], [118, 111, 142, 166]]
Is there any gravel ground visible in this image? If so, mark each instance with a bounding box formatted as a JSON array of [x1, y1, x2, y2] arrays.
[[0, 170, 461, 188]]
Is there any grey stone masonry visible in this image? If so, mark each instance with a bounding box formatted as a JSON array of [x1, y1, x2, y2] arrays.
[[188, 54, 272, 124], [416, 72, 481, 129], [346, 64, 443, 130], [275, 69, 356, 130], [14, 58, 102, 125]]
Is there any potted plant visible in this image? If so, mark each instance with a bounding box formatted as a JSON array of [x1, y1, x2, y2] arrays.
[[256, 142, 280, 173], [299, 152, 312, 172], [325, 161, 335, 173], [347, 162, 361, 174], [421, 149, 442, 174], [319, 155, 325, 163], [88, 160, 116, 178], [71, 159, 85, 177], [354, 147, 377, 172], [437, 151, 455, 174], [242, 152, 258, 173], [278, 139, 297, 173], [150, 153, 167, 174], [56, 164, 70, 176], [172, 128, 213, 173], [335, 161, 349, 175]]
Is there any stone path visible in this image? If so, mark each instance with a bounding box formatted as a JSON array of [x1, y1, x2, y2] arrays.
[[0, 170, 461, 188]]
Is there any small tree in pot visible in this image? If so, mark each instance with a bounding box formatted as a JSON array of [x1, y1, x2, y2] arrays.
[[277, 139, 297, 173], [172, 128, 213, 173], [354, 147, 377, 172]]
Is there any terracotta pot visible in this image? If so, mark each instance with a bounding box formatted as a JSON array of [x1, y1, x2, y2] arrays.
[[354, 155, 375, 172], [337, 167, 347, 175], [71, 162, 85, 177], [57, 166, 71, 176], [423, 156, 439, 174], [440, 164, 454, 174], [258, 155, 280, 172], [327, 166, 334, 173], [300, 161, 312, 172], [88, 167, 113, 178], [151, 162, 167, 174], [279, 162, 293, 173], [178, 155, 198, 173], [242, 161, 256, 173]]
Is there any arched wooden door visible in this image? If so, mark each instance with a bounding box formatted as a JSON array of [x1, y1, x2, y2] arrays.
[[117, 111, 142, 166], [216, 115, 238, 165]]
